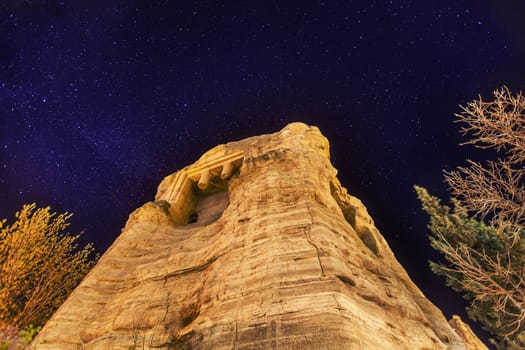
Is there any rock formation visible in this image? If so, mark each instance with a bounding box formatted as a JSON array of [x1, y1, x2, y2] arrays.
[[32, 122, 486, 349], [449, 316, 489, 350]]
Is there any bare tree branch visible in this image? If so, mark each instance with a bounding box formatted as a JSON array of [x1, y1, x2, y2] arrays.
[[456, 86, 525, 164]]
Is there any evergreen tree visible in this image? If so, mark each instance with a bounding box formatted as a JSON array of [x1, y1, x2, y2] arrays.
[[416, 87, 525, 349]]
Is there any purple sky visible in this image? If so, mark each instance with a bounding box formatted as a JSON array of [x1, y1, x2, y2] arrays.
[[1, 1, 524, 345]]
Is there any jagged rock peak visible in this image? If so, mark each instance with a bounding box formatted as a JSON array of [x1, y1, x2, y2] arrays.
[[32, 122, 486, 349]]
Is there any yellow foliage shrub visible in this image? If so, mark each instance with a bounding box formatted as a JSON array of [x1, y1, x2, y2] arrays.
[[0, 204, 96, 331]]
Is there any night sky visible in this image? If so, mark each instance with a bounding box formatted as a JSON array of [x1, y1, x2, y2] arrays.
[[1, 0, 524, 344]]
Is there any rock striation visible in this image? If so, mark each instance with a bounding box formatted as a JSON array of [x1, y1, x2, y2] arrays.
[[32, 122, 487, 349], [449, 316, 489, 350]]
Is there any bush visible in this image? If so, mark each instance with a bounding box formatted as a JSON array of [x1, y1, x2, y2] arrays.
[[0, 325, 40, 350], [0, 204, 97, 334]]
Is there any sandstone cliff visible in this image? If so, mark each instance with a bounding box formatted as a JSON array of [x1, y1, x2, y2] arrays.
[[32, 122, 486, 349]]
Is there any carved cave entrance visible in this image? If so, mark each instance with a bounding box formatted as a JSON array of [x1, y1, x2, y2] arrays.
[[163, 152, 244, 226]]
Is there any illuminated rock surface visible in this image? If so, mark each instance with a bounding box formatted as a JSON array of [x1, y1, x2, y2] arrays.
[[32, 123, 486, 349], [449, 315, 489, 350]]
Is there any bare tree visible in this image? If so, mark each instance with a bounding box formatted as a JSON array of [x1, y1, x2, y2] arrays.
[[446, 87, 525, 242], [416, 87, 525, 349]]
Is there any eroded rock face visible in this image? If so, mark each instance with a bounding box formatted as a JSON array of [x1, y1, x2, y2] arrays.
[[32, 122, 486, 349], [449, 315, 489, 350]]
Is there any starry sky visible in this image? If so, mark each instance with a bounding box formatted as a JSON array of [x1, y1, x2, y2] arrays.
[[1, 0, 524, 344]]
